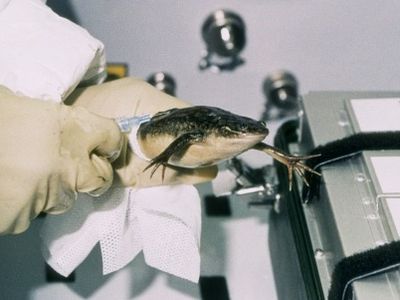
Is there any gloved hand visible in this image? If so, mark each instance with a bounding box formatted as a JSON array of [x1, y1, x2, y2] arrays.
[[0, 86, 123, 234], [66, 77, 218, 188]]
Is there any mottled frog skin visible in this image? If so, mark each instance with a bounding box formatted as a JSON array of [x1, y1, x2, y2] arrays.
[[139, 106, 269, 139]]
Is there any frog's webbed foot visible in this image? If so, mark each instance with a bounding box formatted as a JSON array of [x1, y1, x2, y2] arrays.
[[253, 142, 321, 191], [282, 154, 321, 190], [143, 131, 204, 181]]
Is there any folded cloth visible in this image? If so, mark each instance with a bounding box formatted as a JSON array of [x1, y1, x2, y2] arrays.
[[0, 0, 106, 101], [40, 184, 202, 283]]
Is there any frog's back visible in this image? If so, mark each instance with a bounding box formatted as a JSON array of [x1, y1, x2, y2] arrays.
[[139, 106, 268, 139]]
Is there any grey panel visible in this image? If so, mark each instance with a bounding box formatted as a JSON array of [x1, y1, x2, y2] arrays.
[[298, 92, 400, 299]]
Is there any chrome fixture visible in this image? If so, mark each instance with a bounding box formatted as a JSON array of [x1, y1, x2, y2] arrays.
[[262, 70, 299, 119], [147, 72, 176, 96], [199, 9, 246, 72]]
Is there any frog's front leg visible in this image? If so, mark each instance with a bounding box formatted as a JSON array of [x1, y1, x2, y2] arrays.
[[143, 131, 205, 180], [253, 142, 321, 190]]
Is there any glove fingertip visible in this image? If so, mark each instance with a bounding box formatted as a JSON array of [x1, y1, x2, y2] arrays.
[[76, 154, 114, 196]]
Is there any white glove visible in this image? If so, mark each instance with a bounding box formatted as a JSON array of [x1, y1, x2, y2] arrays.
[[0, 86, 123, 234]]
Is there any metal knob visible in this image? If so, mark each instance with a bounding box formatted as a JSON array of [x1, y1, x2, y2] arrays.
[[262, 70, 299, 119], [147, 72, 176, 96], [202, 9, 246, 58], [199, 9, 246, 71]]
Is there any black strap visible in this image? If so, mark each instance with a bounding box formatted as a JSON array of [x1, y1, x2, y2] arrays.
[[303, 131, 400, 202], [328, 241, 400, 300]]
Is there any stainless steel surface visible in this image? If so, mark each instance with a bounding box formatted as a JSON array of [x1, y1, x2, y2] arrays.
[[363, 150, 400, 242]]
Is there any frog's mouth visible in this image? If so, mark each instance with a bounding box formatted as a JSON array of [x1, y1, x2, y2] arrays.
[[207, 130, 267, 158]]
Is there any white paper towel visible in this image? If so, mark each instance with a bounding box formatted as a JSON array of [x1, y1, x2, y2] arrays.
[[41, 184, 202, 283]]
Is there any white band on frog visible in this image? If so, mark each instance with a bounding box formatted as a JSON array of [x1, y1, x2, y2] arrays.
[[115, 114, 152, 162], [129, 121, 152, 162]]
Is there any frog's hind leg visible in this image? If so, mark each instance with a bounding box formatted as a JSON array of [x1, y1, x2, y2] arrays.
[[253, 142, 321, 191], [143, 131, 205, 180]]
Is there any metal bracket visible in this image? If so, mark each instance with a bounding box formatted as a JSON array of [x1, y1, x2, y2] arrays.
[[221, 157, 282, 212]]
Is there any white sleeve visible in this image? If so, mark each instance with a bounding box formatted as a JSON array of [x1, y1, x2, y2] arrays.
[[0, 0, 106, 102]]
